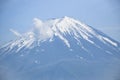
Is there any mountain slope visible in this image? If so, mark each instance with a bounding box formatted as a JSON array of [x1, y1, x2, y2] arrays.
[[0, 16, 120, 80]]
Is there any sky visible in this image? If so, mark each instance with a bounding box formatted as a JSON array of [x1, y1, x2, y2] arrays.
[[0, 0, 120, 45]]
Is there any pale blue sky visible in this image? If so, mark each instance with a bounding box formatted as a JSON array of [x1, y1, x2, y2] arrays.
[[0, 0, 120, 44]]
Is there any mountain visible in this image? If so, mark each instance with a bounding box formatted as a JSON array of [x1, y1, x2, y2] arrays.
[[0, 16, 120, 80]]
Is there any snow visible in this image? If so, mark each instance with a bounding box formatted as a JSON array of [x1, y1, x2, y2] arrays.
[[81, 46, 89, 52], [76, 55, 84, 60], [102, 37, 118, 47], [50, 16, 95, 47], [1, 16, 119, 52], [4, 32, 36, 52], [41, 49, 45, 52], [1, 17, 120, 80], [105, 50, 113, 55], [97, 35, 118, 47], [54, 32, 70, 47], [69, 49, 73, 51], [20, 54, 24, 57], [79, 56, 84, 60], [34, 60, 40, 64]]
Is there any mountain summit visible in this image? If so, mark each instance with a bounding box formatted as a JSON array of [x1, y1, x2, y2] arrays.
[[1, 16, 119, 52], [0, 16, 120, 80]]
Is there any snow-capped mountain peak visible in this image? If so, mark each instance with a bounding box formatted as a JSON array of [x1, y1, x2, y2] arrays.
[[1, 16, 119, 52], [0, 17, 120, 80], [32, 16, 96, 48]]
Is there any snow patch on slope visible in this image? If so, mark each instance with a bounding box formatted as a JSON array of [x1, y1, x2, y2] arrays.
[[102, 37, 118, 47], [97, 35, 118, 47]]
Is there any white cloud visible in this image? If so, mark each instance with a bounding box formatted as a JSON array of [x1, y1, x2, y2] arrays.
[[33, 18, 54, 41], [10, 29, 22, 37], [33, 18, 43, 29]]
